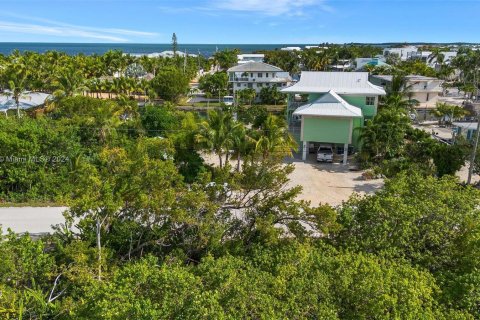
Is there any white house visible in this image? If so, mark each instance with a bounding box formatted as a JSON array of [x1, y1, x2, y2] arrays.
[[329, 59, 353, 71], [144, 51, 198, 58], [383, 46, 418, 61], [237, 54, 265, 65], [0, 92, 51, 115], [281, 47, 302, 52], [410, 51, 458, 68], [227, 62, 292, 97]]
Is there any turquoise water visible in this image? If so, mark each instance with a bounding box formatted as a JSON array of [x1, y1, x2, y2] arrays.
[[0, 43, 314, 57]]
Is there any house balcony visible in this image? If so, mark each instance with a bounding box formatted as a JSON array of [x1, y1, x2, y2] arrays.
[[230, 77, 289, 83]]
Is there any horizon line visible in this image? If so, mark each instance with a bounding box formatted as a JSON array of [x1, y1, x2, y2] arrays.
[[0, 41, 479, 45]]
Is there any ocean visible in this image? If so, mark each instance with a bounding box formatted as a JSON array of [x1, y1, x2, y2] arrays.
[[0, 43, 316, 57]]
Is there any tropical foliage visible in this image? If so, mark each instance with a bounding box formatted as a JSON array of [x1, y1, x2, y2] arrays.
[[1, 47, 480, 319]]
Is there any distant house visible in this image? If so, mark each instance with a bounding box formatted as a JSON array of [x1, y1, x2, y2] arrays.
[[227, 62, 292, 99], [355, 57, 390, 71], [329, 59, 353, 71], [409, 51, 457, 68], [0, 92, 51, 115], [282, 72, 386, 164], [237, 54, 265, 65], [281, 47, 302, 52], [383, 46, 418, 61], [145, 51, 198, 58], [370, 74, 444, 108], [453, 122, 477, 142]]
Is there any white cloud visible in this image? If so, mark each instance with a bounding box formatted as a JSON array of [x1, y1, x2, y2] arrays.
[[214, 0, 329, 16], [0, 13, 158, 42]]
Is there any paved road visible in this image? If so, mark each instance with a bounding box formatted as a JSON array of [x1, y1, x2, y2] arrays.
[[0, 207, 68, 235]]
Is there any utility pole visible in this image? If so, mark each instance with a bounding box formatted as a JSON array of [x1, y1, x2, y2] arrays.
[[184, 49, 187, 74], [467, 118, 480, 184], [467, 66, 479, 184]]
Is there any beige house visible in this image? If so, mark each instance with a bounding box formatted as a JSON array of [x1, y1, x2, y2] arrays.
[[370, 74, 444, 108]]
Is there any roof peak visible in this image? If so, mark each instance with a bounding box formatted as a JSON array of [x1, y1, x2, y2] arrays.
[[228, 61, 284, 72], [293, 91, 363, 118], [282, 71, 386, 95]]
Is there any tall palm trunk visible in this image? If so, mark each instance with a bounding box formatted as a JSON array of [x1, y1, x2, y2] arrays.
[[15, 97, 20, 118], [96, 218, 102, 281], [218, 153, 223, 168], [237, 153, 241, 171]]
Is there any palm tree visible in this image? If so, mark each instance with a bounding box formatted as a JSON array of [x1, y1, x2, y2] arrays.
[[4, 63, 29, 118], [254, 115, 297, 160], [231, 123, 255, 171], [116, 94, 138, 121], [430, 102, 467, 126], [195, 110, 236, 168], [52, 66, 88, 98], [358, 107, 411, 162], [381, 75, 418, 111], [428, 48, 445, 69]]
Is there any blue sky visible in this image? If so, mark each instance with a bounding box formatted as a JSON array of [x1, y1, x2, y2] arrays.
[[0, 0, 478, 43]]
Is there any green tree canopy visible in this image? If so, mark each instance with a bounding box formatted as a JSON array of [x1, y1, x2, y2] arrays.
[[150, 66, 190, 103]]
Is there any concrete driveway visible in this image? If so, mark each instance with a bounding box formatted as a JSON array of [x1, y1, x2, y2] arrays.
[[286, 153, 383, 207], [203, 152, 384, 207]]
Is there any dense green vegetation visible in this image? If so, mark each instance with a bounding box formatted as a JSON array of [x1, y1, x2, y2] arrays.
[[0, 93, 479, 318], [0, 49, 208, 107], [357, 74, 471, 178], [1, 47, 480, 319]]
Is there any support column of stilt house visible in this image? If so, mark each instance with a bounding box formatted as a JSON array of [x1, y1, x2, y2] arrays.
[[302, 141, 307, 161]]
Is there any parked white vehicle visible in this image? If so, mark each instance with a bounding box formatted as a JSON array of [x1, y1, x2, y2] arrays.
[[317, 144, 334, 162], [223, 95, 234, 106]]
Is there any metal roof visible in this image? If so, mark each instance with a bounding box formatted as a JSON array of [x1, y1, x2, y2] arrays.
[[0, 92, 51, 111], [293, 90, 363, 118], [371, 74, 442, 82], [405, 75, 441, 81], [282, 71, 386, 95], [227, 62, 283, 73], [370, 75, 393, 82]]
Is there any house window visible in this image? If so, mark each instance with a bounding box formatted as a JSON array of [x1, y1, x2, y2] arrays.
[[236, 83, 241, 87], [258, 73, 263, 78], [248, 83, 253, 88], [366, 97, 375, 106], [250, 73, 253, 77], [257, 83, 263, 88], [266, 73, 269, 78]]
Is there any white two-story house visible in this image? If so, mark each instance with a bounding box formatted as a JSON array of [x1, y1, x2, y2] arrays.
[[383, 46, 418, 61], [228, 62, 292, 99]]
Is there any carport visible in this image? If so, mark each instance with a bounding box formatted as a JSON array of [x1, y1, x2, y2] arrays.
[[293, 90, 363, 165]]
